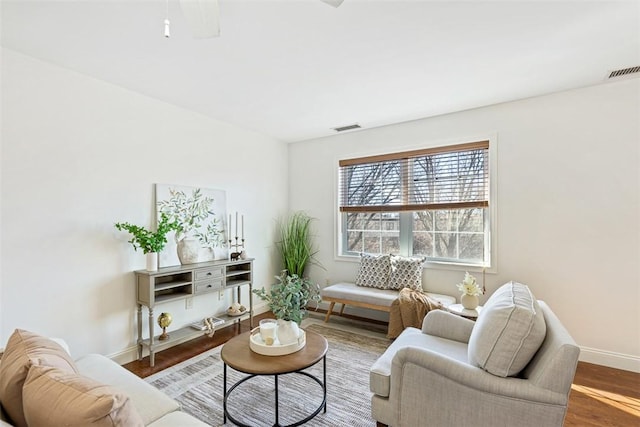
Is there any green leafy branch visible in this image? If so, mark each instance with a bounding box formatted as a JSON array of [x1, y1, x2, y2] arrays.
[[115, 213, 178, 254]]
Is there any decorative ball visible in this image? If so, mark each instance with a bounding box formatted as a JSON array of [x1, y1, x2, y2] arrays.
[[157, 312, 172, 328]]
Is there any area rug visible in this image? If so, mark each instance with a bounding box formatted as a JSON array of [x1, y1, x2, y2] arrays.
[[145, 319, 390, 426]]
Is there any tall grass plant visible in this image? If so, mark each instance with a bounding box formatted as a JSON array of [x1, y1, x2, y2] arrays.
[[277, 211, 318, 277]]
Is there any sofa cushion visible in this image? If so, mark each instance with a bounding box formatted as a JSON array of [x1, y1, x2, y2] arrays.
[[468, 281, 546, 377], [22, 365, 144, 427], [75, 354, 180, 425], [370, 327, 468, 397], [355, 253, 391, 289], [0, 329, 78, 427], [388, 255, 426, 290]]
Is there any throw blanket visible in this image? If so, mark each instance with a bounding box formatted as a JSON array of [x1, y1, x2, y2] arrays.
[[387, 288, 443, 339]]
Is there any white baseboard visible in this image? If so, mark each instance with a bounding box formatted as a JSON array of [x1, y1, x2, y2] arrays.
[[110, 346, 139, 365], [579, 346, 640, 373], [109, 305, 639, 374], [321, 302, 640, 374], [108, 303, 272, 365]]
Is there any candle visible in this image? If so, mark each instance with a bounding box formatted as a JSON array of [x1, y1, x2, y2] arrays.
[[235, 212, 238, 237], [228, 214, 232, 240], [242, 215, 244, 239]]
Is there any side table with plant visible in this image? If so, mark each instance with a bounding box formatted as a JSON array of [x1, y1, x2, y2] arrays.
[[115, 213, 177, 271]]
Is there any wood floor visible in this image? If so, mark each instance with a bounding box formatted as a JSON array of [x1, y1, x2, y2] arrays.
[[123, 313, 640, 426]]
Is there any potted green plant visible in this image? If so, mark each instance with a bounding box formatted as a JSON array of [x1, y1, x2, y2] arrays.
[[253, 271, 321, 344], [277, 211, 318, 277], [115, 213, 177, 271], [157, 188, 225, 264]]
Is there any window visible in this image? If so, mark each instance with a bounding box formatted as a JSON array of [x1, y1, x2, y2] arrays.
[[338, 140, 491, 266]]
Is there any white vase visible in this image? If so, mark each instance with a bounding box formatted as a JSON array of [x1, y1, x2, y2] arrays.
[[177, 239, 200, 264], [461, 294, 479, 310], [146, 252, 158, 271], [276, 319, 300, 345]]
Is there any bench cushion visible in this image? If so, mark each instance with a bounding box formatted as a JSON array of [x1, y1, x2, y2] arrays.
[[322, 282, 399, 307], [321, 282, 456, 308]]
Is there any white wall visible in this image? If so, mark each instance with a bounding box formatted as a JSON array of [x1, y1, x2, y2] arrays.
[[0, 48, 288, 360], [3, 47, 638, 372], [289, 79, 640, 372]]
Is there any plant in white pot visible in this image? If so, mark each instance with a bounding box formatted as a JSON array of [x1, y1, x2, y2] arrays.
[[456, 272, 483, 310], [114, 213, 177, 271], [157, 188, 225, 264], [253, 271, 321, 345]]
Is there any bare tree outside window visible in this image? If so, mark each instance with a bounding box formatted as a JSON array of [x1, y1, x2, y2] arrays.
[[343, 161, 401, 253], [411, 150, 486, 262], [339, 142, 490, 265]]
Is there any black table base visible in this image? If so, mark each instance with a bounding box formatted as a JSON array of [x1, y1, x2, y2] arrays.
[[223, 355, 327, 427]]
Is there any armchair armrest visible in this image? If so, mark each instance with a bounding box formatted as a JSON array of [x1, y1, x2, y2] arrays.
[[421, 310, 475, 343], [391, 346, 566, 405]]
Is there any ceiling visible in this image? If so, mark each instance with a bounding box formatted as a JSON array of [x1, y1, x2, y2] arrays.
[[1, 1, 639, 143]]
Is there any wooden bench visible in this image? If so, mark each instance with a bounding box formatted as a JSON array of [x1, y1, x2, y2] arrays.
[[321, 282, 456, 322]]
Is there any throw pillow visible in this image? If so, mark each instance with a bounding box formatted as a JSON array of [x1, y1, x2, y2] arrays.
[[468, 281, 547, 377], [22, 365, 144, 427], [388, 255, 426, 290], [355, 253, 391, 289], [0, 329, 78, 427]]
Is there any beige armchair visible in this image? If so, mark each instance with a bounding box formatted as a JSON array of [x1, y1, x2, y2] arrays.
[[370, 282, 580, 427]]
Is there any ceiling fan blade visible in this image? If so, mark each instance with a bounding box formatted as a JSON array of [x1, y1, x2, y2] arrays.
[[320, 0, 344, 7], [179, 0, 220, 39]]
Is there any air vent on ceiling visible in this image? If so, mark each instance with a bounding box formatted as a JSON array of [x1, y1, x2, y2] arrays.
[[333, 123, 361, 132], [607, 66, 640, 79]]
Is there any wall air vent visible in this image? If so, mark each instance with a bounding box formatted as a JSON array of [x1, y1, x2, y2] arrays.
[[607, 66, 640, 79], [333, 123, 361, 132]]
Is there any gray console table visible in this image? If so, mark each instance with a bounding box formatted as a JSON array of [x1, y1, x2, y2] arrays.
[[135, 258, 254, 367]]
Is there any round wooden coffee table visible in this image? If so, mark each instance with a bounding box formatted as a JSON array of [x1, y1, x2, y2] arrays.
[[221, 329, 328, 427]]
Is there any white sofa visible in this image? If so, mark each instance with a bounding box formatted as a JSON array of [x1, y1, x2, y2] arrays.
[[0, 330, 208, 427]]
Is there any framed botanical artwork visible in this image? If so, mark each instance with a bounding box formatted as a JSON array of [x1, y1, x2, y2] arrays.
[[155, 184, 228, 267]]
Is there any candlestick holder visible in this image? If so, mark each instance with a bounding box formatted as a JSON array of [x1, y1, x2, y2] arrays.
[[229, 236, 245, 261]]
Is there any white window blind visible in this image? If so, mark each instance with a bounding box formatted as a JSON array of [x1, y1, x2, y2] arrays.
[[339, 141, 489, 212]]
